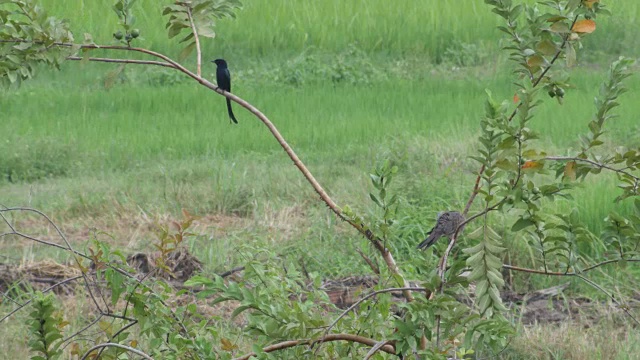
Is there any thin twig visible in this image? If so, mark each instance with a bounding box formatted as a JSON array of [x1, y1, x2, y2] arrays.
[[503, 263, 640, 325], [80, 343, 154, 360], [324, 287, 427, 337], [93, 319, 139, 359], [545, 156, 640, 181], [0, 275, 82, 323], [574, 274, 640, 326], [463, 164, 485, 217], [66, 56, 175, 68], [61, 314, 104, 344], [363, 339, 393, 360], [581, 258, 640, 273], [0, 207, 105, 312], [184, 3, 202, 77], [218, 266, 245, 278], [232, 333, 396, 360], [356, 249, 380, 275], [502, 258, 640, 276], [531, 14, 580, 88]]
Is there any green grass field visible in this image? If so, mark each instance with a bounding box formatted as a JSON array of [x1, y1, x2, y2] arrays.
[[1, 0, 640, 358]]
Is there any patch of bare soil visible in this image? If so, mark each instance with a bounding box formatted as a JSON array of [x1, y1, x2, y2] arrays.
[[1, 251, 637, 326]]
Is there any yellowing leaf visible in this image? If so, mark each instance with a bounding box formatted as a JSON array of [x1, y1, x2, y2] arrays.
[[221, 338, 238, 351], [98, 320, 113, 337], [572, 19, 596, 34], [527, 54, 545, 69], [564, 161, 577, 180], [58, 320, 70, 329], [536, 39, 558, 56], [550, 21, 570, 33], [130, 340, 138, 348]]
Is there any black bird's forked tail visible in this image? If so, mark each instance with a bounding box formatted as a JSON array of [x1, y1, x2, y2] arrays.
[[213, 58, 238, 124], [226, 98, 238, 124]]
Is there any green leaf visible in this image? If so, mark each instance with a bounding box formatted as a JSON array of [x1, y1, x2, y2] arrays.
[[511, 218, 535, 232], [231, 304, 253, 318], [566, 0, 581, 12], [369, 193, 381, 207], [198, 25, 216, 38]]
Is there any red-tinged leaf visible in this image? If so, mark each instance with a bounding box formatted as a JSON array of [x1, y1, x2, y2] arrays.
[[572, 19, 596, 34], [70, 343, 80, 356], [521, 160, 543, 170]]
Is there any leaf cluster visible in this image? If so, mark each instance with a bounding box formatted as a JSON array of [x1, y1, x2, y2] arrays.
[[0, 0, 74, 87], [163, 0, 241, 60]]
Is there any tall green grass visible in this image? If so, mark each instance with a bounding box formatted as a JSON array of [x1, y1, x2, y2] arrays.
[[37, 0, 640, 62], [2, 66, 637, 171]]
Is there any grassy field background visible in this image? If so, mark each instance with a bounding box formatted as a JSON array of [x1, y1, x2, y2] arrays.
[[1, 0, 640, 358]]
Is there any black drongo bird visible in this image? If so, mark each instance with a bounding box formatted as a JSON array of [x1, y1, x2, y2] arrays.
[[416, 211, 465, 250], [212, 58, 237, 124]]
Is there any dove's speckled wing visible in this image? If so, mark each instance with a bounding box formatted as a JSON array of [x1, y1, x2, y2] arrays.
[[416, 211, 465, 250]]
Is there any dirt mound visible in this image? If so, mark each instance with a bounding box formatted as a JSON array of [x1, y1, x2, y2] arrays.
[[127, 248, 203, 281], [0, 260, 82, 295], [0, 254, 634, 326], [0, 248, 203, 294]]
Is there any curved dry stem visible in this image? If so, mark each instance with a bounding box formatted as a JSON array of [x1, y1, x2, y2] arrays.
[[80, 343, 154, 360], [363, 339, 394, 360], [183, 3, 202, 77], [66, 56, 175, 68], [232, 333, 396, 360]]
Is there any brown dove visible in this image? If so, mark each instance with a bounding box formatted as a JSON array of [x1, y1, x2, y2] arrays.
[[417, 211, 465, 250]]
